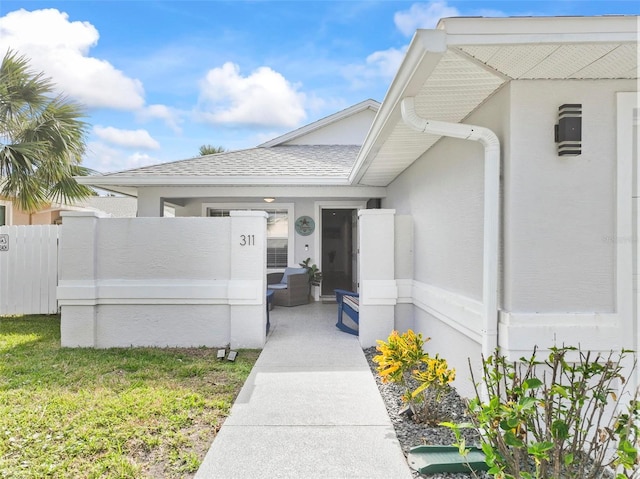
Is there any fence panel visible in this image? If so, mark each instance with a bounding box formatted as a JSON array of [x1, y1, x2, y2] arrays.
[[0, 225, 60, 315]]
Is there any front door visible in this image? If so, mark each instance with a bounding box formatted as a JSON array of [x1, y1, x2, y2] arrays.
[[321, 209, 355, 296]]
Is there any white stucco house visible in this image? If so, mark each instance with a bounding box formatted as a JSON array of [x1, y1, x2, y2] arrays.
[[67, 15, 638, 397]]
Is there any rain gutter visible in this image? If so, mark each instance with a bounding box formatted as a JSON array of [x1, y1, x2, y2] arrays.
[[401, 96, 500, 360]]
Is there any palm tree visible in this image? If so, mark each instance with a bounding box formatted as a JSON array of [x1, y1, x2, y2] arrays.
[[0, 50, 94, 213], [199, 144, 226, 156]]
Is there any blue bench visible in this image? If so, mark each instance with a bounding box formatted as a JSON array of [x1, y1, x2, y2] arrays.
[[335, 289, 359, 336], [266, 289, 274, 334]]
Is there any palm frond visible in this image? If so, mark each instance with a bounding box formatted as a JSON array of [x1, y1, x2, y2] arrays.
[[0, 49, 91, 213], [46, 163, 95, 206]]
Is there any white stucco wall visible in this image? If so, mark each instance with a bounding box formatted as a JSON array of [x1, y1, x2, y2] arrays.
[[358, 209, 397, 347], [285, 108, 377, 146], [383, 86, 509, 396], [414, 308, 482, 399], [499, 83, 637, 366], [388, 137, 485, 299], [58, 211, 267, 349], [386, 86, 509, 301], [291, 198, 317, 265], [96, 218, 231, 279], [384, 79, 636, 397], [503, 79, 634, 313]]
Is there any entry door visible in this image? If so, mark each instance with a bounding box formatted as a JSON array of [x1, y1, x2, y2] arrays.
[[321, 209, 355, 296]]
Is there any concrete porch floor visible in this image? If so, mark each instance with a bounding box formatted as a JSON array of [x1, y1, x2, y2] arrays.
[[195, 301, 412, 479]]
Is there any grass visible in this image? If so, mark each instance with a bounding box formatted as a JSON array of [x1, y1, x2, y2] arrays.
[[0, 315, 260, 479]]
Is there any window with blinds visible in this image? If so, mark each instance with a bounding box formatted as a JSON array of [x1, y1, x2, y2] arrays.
[[207, 208, 289, 269]]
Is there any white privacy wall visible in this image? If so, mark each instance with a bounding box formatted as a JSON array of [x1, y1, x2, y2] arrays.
[[58, 211, 267, 349]]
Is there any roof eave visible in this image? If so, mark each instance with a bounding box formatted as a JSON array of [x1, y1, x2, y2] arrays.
[[437, 15, 639, 40], [76, 175, 355, 187], [350, 30, 447, 185], [351, 15, 640, 187]]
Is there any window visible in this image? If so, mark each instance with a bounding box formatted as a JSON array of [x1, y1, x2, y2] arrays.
[[266, 210, 288, 268], [0, 205, 5, 226], [207, 207, 290, 269]]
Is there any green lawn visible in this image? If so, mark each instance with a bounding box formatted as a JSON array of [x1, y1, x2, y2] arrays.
[[0, 315, 259, 478]]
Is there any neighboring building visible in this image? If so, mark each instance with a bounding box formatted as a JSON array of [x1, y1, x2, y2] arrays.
[[76, 16, 638, 396], [0, 198, 89, 226], [0, 195, 174, 225], [73, 196, 175, 218], [0, 199, 9, 226]]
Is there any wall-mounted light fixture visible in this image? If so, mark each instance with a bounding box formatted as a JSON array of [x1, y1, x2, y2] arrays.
[[555, 104, 582, 156], [263, 197, 275, 203]]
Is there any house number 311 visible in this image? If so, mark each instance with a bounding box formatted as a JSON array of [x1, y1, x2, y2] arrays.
[[240, 234, 255, 246]]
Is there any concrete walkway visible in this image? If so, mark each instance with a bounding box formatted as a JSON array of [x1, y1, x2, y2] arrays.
[[196, 302, 413, 479]]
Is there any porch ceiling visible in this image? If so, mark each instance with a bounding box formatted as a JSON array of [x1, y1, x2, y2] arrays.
[[353, 15, 639, 187]]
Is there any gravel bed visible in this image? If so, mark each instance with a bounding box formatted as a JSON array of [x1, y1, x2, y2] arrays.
[[364, 347, 489, 479]]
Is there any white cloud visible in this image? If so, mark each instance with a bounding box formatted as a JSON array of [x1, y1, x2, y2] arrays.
[[93, 126, 160, 150], [394, 1, 461, 36], [366, 47, 407, 79], [84, 142, 123, 173], [139, 104, 183, 134], [198, 62, 306, 128], [0, 8, 144, 110], [85, 142, 158, 173], [127, 152, 157, 169], [344, 0, 490, 89], [342, 46, 407, 89]]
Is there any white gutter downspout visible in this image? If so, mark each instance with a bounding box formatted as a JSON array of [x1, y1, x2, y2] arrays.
[[401, 97, 500, 360]]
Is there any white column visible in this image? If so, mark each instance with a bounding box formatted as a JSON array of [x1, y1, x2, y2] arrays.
[[394, 215, 415, 332], [136, 188, 163, 217], [58, 211, 106, 347], [358, 209, 398, 347], [229, 211, 268, 348]]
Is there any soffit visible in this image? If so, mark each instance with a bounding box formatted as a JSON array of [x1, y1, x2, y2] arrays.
[[360, 49, 506, 186], [357, 22, 638, 187], [461, 42, 637, 79]]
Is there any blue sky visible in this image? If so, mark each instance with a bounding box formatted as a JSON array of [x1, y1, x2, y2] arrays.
[[1, 1, 637, 173]]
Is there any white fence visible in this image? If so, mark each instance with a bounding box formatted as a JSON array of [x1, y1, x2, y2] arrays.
[[0, 225, 60, 315]]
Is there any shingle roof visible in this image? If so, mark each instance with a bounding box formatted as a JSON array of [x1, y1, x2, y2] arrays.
[[104, 145, 360, 178]]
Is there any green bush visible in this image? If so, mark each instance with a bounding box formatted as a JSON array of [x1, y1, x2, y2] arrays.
[[466, 346, 638, 479]]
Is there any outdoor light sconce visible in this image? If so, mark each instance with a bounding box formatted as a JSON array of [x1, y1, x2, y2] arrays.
[[555, 104, 582, 156]]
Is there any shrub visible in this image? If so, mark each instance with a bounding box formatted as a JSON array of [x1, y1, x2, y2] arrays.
[[373, 329, 455, 424], [613, 392, 639, 478], [466, 346, 638, 479]]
